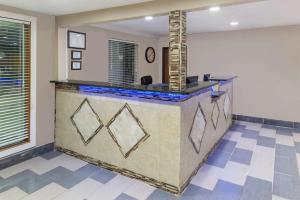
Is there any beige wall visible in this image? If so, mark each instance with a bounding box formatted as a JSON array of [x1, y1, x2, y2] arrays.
[[67, 26, 160, 83], [0, 5, 56, 146], [159, 25, 300, 122]]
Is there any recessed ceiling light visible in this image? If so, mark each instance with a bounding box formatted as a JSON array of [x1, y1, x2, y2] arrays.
[[230, 21, 239, 26], [144, 16, 153, 21], [209, 6, 220, 12]]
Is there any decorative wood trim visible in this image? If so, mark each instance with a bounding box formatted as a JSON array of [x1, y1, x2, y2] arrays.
[[55, 122, 233, 195], [188, 102, 207, 154], [223, 91, 231, 121], [106, 103, 150, 158], [211, 102, 220, 130], [56, 146, 180, 194], [70, 98, 104, 145]]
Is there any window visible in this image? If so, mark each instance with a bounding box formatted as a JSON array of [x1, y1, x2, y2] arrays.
[[108, 39, 138, 84], [0, 18, 31, 149]]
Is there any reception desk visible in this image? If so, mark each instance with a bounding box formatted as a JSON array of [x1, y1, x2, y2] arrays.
[[51, 77, 235, 194]]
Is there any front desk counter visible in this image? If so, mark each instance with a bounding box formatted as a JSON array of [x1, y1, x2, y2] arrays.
[[51, 77, 235, 194]]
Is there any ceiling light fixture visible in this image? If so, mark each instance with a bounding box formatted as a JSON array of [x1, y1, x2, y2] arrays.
[[209, 6, 220, 12], [230, 21, 239, 26], [144, 16, 153, 21]]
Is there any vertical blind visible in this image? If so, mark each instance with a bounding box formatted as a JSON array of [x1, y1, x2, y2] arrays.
[[108, 39, 138, 84], [0, 18, 31, 149]]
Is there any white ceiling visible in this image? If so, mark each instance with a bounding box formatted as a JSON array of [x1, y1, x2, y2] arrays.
[[94, 0, 300, 37], [0, 0, 152, 15]]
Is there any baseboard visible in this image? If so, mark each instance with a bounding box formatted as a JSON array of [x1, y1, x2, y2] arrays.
[[0, 143, 54, 170], [233, 114, 299, 129]]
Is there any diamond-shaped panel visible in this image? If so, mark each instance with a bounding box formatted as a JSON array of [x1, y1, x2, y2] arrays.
[[189, 103, 207, 153], [71, 98, 104, 145], [211, 102, 220, 129], [107, 103, 149, 158], [223, 92, 231, 120]]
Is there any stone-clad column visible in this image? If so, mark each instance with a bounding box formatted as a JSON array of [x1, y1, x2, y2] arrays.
[[169, 10, 187, 91]]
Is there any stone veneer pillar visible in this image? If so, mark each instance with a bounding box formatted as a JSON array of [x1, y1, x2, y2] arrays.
[[169, 10, 187, 91]]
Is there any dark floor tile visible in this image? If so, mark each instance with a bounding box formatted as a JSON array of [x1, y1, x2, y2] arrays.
[[235, 115, 263, 123], [293, 129, 300, 133], [181, 184, 211, 200], [230, 148, 253, 165], [241, 129, 259, 140], [40, 150, 62, 160], [55, 173, 88, 189], [210, 180, 243, 200], [206, 149, 231, 168], [295, 142, 300, 153], [275, 155, 299, 176], [75, 164, 99, 177], [276, 127, 293, 136], [264, 119, 293, 128], [273, 173, 300, 200], [240, 176, 272, 200], [230, 124, 246, 132], [261, 124, 277, 130], [115, 193, 138, 200], [90, 167, 117, 184], [42, 166, 73, 183], [216, 139, 237, 153], [294, 122, 300, 130], [275, 144, 296, 157], [55, 164, 99, 189], [147, 189, 179, 200], [257, 136, 275, 148], [0, 170, 37, 193], [17, 173, 52, 193]]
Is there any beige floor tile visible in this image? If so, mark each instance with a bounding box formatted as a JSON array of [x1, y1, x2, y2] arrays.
[[220, 161, 249, 185], [190, 164, 223, 190], [0, 187, 28, 200]]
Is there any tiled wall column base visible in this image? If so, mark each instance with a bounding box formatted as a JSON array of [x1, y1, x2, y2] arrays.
[[0, 143, 54, 170], [56, 146, 180, 195], [233, 114, 300, 129]]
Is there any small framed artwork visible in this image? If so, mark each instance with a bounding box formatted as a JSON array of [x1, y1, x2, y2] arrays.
[[68, 31, 86, 49], [71, 61, 82, 70], [71, 50, 82, 60]]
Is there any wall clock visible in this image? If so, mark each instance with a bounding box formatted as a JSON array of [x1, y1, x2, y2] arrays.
[[145, 47, 155, 63]]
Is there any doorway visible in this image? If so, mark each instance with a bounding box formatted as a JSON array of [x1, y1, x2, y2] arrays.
[[162, 47, 169, 83]]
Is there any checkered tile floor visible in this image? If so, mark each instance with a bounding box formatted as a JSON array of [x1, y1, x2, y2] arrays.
[[1, 121, 300, 200]]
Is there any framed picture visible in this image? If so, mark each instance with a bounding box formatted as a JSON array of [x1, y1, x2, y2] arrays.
[[71, 61, 82, 70], [68, 31, 86, 49], [71, 50, 82, 60]]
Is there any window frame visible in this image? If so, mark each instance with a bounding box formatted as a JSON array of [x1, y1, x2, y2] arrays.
[[108, 39, 138, 84], [0, 11, 37, 158]]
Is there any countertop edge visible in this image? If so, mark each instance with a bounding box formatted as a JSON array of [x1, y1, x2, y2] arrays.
[[50, 80, 217, 95]]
